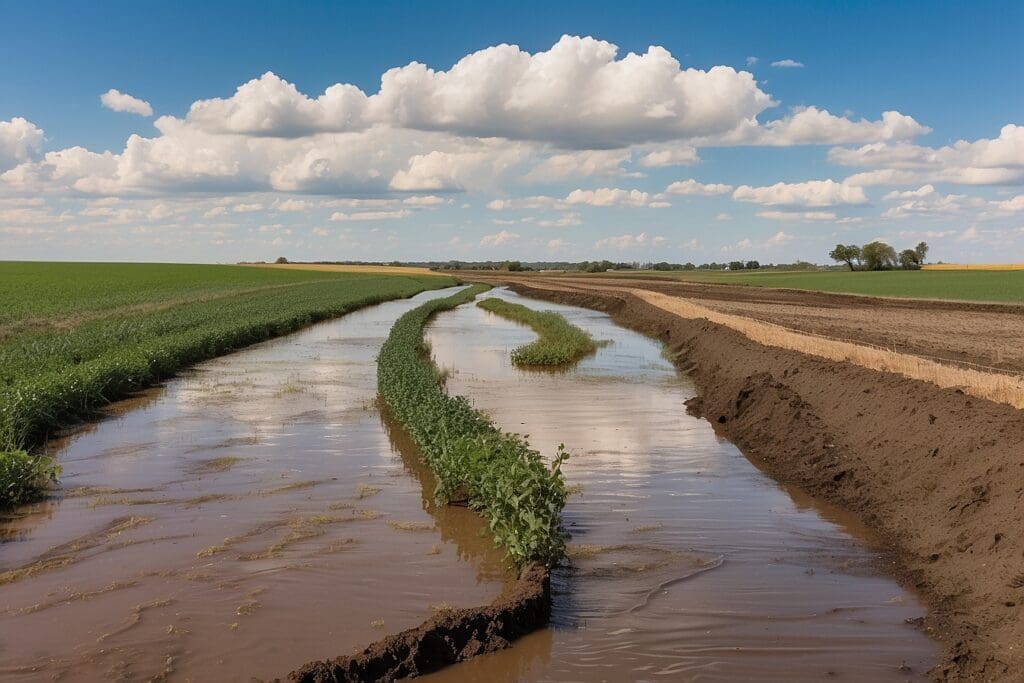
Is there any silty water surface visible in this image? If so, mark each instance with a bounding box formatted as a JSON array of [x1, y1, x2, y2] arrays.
[[422, 286, 938, 682], [0, 285, 511, 681]]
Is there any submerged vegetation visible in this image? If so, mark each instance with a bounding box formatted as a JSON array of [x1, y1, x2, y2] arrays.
[[477, 297, 598, 366], [377, 284, 568, 566], [0, 262, 455, 506], [0, 446, 60, 506]]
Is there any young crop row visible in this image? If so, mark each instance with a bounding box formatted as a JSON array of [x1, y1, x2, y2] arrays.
[[476, 297, 598, 366], [377, 284, 568, 566], [0, 271, 455, 507]]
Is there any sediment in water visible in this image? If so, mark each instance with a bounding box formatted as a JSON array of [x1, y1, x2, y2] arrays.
[[501, 280, 1024, 682], [285, 563, 550, 682]]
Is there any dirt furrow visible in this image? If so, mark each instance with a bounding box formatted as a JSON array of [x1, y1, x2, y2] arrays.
[[493, 278, 1024, 682]]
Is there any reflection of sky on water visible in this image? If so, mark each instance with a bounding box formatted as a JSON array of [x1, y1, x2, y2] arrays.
[[0, 285, 507, 682], [425, 286, 938, 682]]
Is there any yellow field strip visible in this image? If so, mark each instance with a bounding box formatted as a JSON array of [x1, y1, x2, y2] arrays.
[[922, 264, 1024, 271], [629, 289, 1024, 410], [515, 278, 1024, 410]]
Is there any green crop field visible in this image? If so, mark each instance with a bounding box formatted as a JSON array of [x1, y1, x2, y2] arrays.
[[572, 269, 1024, 304], [0, 261, 455, 505]]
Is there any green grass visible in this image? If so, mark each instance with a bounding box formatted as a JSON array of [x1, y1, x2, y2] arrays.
[[570, 269, 1024, 304], [377, 284, 568, 566], [0, 261, 456, 506], [477, 297, 598, 366]]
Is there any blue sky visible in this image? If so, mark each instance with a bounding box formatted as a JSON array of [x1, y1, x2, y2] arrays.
[[1, 0, 1022, 263]]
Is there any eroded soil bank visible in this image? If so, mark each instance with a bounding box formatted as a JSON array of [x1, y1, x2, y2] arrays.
[[0, 287, 513, 681], [488, 274, 1024, 372], [287, 561, 550, 682], [501, 280, 1023, 681], [418, 289, 937, 681]]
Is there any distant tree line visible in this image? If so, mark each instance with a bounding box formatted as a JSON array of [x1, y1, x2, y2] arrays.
[[433, 259, 816, 273], [829, 241, 929, 271], [253, 258, 825, 273]]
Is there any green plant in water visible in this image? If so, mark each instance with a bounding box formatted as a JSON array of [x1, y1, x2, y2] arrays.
[[377, 284, 569, 566], [476, 297, 598, 366], [1, 421, 60, 506], [0, 450, 61, 506]]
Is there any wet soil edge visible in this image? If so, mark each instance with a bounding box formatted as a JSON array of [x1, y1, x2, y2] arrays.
[[503, 280, 1024, 683], [282, 562, 550, 682]]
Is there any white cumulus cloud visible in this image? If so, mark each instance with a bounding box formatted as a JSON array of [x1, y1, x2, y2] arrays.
[[666, 179, 733, 196], [995, 195, 1024, 211], [565, 187, 651, 207], [330, 209, 411, 221], [100, 89, 154, 116], [595, 232, 652, 249], [732, 179, 867, 207], [833, 124, 1024, 186], [637, 145, 699, 167], [707, 107, 929, 146], [0, 117, 44, 171], [180, 36, 773, 148], [757, 210, 838, 221], [480, 229, 520, 246], [771, 59, 804, 68]]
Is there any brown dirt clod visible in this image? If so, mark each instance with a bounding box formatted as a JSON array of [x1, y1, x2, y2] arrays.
[[283, 562, 550, 682]]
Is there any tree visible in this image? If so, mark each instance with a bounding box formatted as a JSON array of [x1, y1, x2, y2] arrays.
[[914, 241, 929, 263], [899, 249, 922, 270], [828, 244, 861, 271], [728, 260, 745, 271], [274, 256, 289, 264], [745, 260, 761, 270], [861, 241, 898, 270]]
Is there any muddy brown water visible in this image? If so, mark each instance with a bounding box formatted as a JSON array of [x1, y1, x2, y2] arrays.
[[420, 287, 939, 681], [0, 286, 511, 681], [1, 285, 939, 681]]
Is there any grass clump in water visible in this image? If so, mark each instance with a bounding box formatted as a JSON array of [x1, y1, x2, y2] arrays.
[[386, 520, 434, 532], [476, 297, 597, 366], [1, 424, 60, 507], [355, 483, 382, 499], [194, 456, 243, 473], [378, 284, 569, 566]]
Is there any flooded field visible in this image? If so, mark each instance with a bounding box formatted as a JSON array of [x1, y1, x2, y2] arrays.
[[423, 288, 939, 681], [0, 286, 509, 681], [0, 285, 940, 681]]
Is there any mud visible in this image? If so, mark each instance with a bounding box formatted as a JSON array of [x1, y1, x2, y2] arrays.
[[0, 286, 513, 681], [501, 279, 1023, 681], [287, 563, 551, 682], [418, 288, 937, 681]]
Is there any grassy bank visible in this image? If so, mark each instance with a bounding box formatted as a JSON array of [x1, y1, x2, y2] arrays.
[[0, 262, 456, 506], [477, 297, 597, 366], [562, 269, 1024, 304], [377, 284, 568, 566]]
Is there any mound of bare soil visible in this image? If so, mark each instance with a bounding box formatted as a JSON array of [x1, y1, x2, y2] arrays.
[[491, 273, 1024, 373], [506, 281, 1024, 683], [285, 563, 550, 682]]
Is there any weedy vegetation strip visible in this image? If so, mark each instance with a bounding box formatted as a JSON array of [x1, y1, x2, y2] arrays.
[[377, 284, 568, 566], [477, 296, 598, 366], [0, 262, 456, 506]]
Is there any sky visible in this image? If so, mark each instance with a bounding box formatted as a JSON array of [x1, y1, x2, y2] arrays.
[[1, 0, 1022, 264]]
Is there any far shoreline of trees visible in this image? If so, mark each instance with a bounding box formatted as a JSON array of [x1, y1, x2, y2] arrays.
[[829, 241, 929, 271]]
